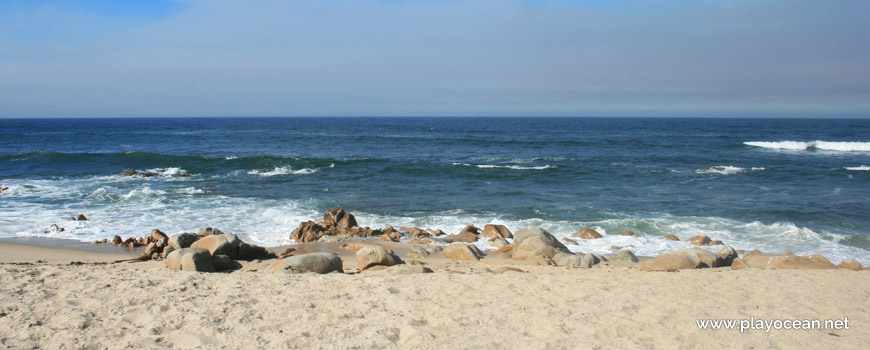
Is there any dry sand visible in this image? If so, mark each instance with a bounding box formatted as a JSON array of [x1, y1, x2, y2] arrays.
[[1, 241, 868, 349]]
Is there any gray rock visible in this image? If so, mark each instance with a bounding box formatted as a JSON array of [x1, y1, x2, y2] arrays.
[[581, 253, 601, 268], [168, 233, 198, 250], [162, 245, 176, 259], [356, 245, 400, 270], [165, 248, 215, 272], [443, 243, 481, 261], [553, 252, 583, 267], [407, 245, 442, 259], [143, 243, 159, 259], [642, 248, 724, 271], [512, 226, 571, 260], [618, 250, 639, 263], [266, 252, 344, 274]]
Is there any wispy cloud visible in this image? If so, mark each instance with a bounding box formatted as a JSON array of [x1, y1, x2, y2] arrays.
[[1, 0, 868, 117]]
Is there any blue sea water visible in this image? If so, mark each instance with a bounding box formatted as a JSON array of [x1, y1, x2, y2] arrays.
[[1, 117, 869, 263]]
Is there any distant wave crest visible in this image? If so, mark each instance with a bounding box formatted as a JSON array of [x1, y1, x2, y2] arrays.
[[248, 166, 318, 176], [845, 165, 870, 171], [452, 163, 554, 170], [745, 141, 870, 152]]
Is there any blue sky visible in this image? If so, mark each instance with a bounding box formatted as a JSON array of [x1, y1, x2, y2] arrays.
[[1, 0, 868, 117]]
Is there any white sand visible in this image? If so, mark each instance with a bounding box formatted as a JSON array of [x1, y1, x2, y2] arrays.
[[1, 243, 868, 349]]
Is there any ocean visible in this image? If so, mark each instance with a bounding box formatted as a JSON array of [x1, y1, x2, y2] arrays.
[[1, 117, 869, 264]]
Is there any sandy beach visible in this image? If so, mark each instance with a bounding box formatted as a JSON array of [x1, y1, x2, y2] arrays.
[[1, 238, 868, 350]]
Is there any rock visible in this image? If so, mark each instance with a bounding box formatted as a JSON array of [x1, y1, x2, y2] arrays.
[[443, 244, 481, 261], [618, 250, 639, 263], [443, 230, 479, 243], [112, 235, 123, 245], [198, 227, 225, 236], [168, 233, 198, 250], [290, 221, 327, 243], [386, 265, 433, 275], [641, 248, 725, 271], [237, 243, 277, 261], [0, 186, 8, 193], [122, 168, 137, 176], [190, 234, 241, 259], [356, 245, 401, 270], [572, 228, 602, 239], [709, 240, 723, 246], [716, 245, 738, 266], [405, 227, 429, 238], [553, 252, 583, 267], [318, 235, 343, 243], [489, 238, 510, 249], [562, 238, 578, 245], [494, 244, 514, 254], [323, 208, 357, 231], [266, 253, 344, 274], [162, 246, 176, 259], [71, 214, 88, 221], [739, 251, 837, 270], [407, 245, 442, 259], [614, 230, 639, 237], [512, 226, 571, 260], [430, 229, 446, 236], [806, 254, 834, 266], [211, 255, 237, 271], [838, 258, 863, 271], [458, 224, 480, 235], [165, 248, 215, 272], [482, 224, 512, 239], [663, 234, 680, 241], [150, 229, 168, 243], [731, 258, 748, 270], [686, 235, 712, 246], [143, 243, 159, 259], [277, 247, 296, 258], [581, 254, 600, 268], [380, 233, 400, 242]]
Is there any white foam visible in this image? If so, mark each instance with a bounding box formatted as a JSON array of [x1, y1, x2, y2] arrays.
[[247, 166, 318, 176], [745, 141, 870, 152], [452, 163, 554, 170], [696, 166, 746, 175], [845, 165, 870, 171]]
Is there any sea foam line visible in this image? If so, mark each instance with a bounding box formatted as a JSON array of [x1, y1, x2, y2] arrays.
[[745, 141, 870, 152], [452, 163, 554, 170]]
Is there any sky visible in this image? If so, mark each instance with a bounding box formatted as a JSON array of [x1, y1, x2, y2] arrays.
[[0, 0, 868, 118]]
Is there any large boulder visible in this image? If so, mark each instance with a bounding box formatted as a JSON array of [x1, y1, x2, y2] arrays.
[[716, 245, 738, 266], [407, 245, 442, 259], [663, 235, 680, 241], [641, 248, 725, 271], [512, 226, 571, 260], [581, 254, 601, 268], [572, 228, 602, 239], [323, 208, 357, 231], [482, 224, 512, 239], [290, 221, 327, 243], [237, 243, 277, 261], [741, 252, 837, 270], [443, 243, 481, 261], [190, 233, 241, 259], [266, 252, 344, 274], [168, 233, 199, 250], [356, 245, 401, 270], [211, 255, 238, 271], [165, 248, 215, 272]]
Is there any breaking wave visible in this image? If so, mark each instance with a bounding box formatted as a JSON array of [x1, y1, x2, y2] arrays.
[[745, 141, 870, 152]]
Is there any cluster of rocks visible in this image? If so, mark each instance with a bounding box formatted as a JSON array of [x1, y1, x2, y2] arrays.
[[98, 208, 867, 275]]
